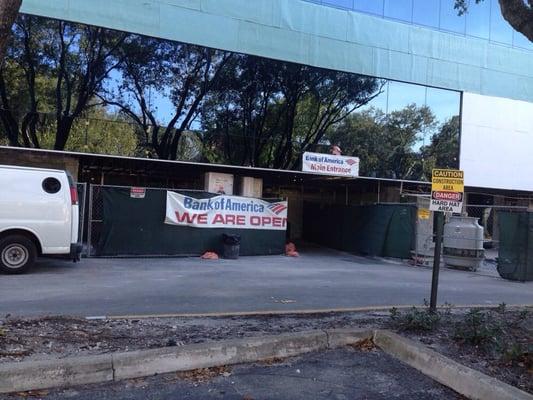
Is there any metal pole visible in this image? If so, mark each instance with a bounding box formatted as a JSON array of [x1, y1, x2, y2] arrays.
[[87, 184, 93, 258], [430, 211, 444, 312], [345, 184, 348, 206]]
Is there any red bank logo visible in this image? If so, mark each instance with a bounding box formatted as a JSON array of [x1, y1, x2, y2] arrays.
[[345, 159, 358, 166], [268, 203, 288, 215]]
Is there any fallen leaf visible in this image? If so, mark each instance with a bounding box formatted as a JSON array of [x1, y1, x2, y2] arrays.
[[350, 338, 376, 352], [13, 389, 49, 398]]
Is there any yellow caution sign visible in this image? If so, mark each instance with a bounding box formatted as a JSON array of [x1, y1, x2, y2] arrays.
[[418, 208, 431, 220], [431, 169, 464, 192], [430, 169, 464, 213]]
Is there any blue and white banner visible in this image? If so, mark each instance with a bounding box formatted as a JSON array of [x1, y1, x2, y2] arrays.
[[302, 151, 359, 177], [165, 192, 288, 230]]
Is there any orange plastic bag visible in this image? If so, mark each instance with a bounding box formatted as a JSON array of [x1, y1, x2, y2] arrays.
[[201, 251, 219, 260], [285, 242, 299, 257]]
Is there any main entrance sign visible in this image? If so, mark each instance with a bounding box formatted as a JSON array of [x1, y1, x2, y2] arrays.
[[429, 169, 464, 213], [165, 192, 288, 230], [302, 152, 359, 177]]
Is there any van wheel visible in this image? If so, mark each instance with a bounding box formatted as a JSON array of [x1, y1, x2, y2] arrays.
[[0, 235, 36, 274]]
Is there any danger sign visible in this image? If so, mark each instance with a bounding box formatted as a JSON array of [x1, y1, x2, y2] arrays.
[[430, 169, 464, 213]]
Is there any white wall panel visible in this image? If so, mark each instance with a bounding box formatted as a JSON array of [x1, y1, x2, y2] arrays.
[[461, 92, 533, 191]]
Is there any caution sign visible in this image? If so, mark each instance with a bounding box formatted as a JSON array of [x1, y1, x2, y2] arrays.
[[429, 169, 464, 213]]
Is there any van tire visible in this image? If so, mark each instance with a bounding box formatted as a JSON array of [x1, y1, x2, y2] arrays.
[[0, 235, 36, 274]]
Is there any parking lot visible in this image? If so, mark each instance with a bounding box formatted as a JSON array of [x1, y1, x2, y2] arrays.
[[0, 247, 531, 317]]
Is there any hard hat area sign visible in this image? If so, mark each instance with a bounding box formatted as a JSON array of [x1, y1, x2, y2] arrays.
[[430, 169, 464, 213]]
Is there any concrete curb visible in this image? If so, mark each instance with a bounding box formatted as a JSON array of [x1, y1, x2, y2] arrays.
[[0, 354, 114, 394], [0, 329, 373, 394], [101, 303, 533, 320], [374, 330, 533, 400]]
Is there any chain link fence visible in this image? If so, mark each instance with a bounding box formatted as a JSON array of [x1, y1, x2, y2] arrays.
[[412, 200, 530, 266], [87, 185, 104, 257]]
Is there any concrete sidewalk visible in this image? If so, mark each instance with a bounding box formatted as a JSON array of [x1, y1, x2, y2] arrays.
[[0, 247, 531, 317]]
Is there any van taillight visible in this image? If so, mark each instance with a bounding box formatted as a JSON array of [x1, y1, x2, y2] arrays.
[[70, 186, 78, 205]]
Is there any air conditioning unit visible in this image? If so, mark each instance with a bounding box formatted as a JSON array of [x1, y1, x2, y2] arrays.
[[239, 177, 263, 198], [204, 172, 234, 195]]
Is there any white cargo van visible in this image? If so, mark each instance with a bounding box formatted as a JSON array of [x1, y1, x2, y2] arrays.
[[0, 165, 82, 274]]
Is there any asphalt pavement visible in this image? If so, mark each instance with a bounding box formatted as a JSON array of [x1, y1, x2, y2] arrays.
[[1, 347, 462, 400], [0, 247, 531, 317]]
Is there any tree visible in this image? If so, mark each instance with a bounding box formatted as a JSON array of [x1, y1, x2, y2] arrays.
[[0, 15, 127, 149], [103, 36, 232, 160], [201, 55, 382, 169], [328, 105, 437, 180], [455, 0, 533, 41], [38, 106, 139, 156], [0, 0, 21, 62], [420, 115, 460, 178]]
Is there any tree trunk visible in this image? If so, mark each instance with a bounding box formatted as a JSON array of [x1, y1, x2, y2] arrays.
[[54, 117, 74, 150], [0, 0, 22, 64], [499, 0, 533, 41]]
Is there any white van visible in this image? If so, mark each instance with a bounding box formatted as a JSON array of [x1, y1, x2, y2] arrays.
[[0, 165, 82, 274]]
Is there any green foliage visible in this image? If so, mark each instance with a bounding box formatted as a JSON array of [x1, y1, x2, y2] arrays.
[[420, 116, 460, 179], [389, 306, 442, 332], [38, 108, 139, 157], [453, 306, 531, 364], [328, 105, 443, 180], [0, 15, 126, 149], [453, 309, 503, 347], [501, 342, 531, 365]]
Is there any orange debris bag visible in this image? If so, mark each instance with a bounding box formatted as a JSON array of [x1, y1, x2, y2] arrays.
[[285, 242, 299, 257], [201, 251, 219, 260]]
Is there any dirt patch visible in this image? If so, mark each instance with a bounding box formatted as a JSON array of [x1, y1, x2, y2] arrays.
[[0, 312, 386, 363]]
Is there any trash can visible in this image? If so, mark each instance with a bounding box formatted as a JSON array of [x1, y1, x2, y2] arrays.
[[222, 234, 241, 259]]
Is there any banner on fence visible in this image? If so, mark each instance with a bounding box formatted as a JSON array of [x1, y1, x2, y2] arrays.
[[164, 192, 288, 230]]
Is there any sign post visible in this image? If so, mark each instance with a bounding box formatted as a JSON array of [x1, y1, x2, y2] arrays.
[[429, 212, 444, 312], [428, 169, 464, 312]]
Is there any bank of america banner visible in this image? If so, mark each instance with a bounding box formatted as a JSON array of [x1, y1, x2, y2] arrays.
[[302, 152, 359, 177], [165, 192, 288, 231]]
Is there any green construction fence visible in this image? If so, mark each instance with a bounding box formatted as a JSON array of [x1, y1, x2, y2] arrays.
[[497, 211, 533, 282], [303, 202, 416, 259], [93, 187, 285, 257]]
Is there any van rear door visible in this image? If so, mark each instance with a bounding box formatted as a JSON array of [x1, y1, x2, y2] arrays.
[[66, 173, 79, 246]]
